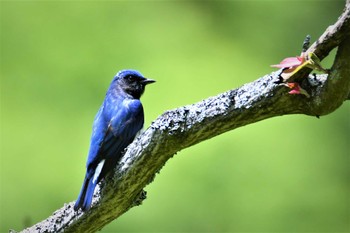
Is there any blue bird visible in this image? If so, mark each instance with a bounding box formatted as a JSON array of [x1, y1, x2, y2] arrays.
[[74, 69, 155, 211]]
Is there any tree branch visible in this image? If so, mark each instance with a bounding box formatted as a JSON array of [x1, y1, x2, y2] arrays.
[[307, 0, 350, 60], [18, 1, 350, 233]]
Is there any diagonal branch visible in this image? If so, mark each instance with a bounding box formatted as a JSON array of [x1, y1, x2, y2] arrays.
[[18, 1, 350, 233], [307, 0, 350, 60]]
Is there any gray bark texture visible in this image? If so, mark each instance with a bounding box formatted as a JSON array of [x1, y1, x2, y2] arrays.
[[17, 1, 350, 233]]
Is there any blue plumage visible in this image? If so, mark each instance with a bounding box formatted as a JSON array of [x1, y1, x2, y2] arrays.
[[74, 69, 155, 211]]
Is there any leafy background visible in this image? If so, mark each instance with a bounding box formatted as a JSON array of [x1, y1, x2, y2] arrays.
[[1, 1, 349, 232]]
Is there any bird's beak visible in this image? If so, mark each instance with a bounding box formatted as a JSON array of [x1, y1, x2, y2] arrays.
[[142, 78, 156, 85]]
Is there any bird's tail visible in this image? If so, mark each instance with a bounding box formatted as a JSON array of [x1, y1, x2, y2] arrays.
[[74, 175, 97, 211]]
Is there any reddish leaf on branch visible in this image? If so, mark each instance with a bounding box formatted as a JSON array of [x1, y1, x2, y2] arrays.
[[272, 52, 328, 83], [271, 56, 305, 72], [285, 82, 310, 98]]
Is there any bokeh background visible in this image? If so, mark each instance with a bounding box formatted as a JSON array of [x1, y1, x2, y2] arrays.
[[1, 1, 349, 232]]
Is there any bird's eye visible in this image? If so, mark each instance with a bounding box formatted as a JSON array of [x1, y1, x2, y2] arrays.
[[127, 75, 136, 82]]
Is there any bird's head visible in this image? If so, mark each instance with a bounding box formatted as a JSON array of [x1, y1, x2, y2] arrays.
[[113, 69, 155, 99]]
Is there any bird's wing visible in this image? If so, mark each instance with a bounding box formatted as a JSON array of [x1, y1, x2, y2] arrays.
[[86, 98, 144, 171]]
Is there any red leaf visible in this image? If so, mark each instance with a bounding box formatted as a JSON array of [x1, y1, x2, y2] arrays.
[[285, 82, 310, 97], [287, 82, 301, 94], [271, 56, 304, 69]]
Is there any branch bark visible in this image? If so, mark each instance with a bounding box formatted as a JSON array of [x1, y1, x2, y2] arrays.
[[18, 2, 350, 233]]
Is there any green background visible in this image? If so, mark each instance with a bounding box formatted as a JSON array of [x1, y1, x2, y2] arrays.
[[1, 1, 349, 232]]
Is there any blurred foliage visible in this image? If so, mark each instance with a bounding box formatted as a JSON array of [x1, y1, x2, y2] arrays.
[[1, 1, 349, 232]]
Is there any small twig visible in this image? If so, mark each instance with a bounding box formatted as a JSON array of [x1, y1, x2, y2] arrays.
[[302, 35, 311, 52]]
